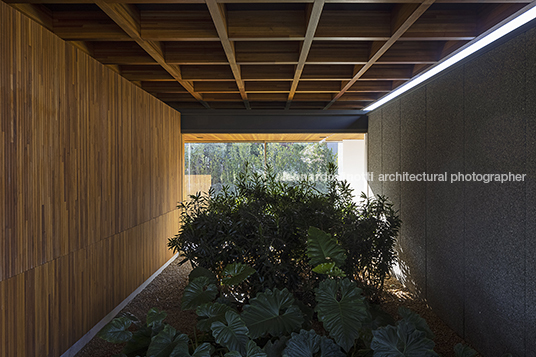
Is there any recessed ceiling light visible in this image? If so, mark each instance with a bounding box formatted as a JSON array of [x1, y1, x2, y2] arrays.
[[363, 3, 536, 112]]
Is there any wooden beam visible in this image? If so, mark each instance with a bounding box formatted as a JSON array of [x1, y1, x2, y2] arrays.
[[206, 0, 250, 109], [324, 0, 434, 109], [10, 3, 52, 30], [286, 0, 325, 109], [68, 41, 94, 56], [96, 1, 210, 107], [3, 0, 532, 3]]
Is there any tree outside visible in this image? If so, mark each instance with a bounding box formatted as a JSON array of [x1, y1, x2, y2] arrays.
[[184, 142, 338, 194]]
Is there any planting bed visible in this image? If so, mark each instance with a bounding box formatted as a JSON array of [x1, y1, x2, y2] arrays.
[[75, 257, 477, 357]]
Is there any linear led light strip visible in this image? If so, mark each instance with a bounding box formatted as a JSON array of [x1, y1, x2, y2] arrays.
[[364, 2, 536, 112]]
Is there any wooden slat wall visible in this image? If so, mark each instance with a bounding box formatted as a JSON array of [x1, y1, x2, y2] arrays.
[[0, 2, 182, 356]]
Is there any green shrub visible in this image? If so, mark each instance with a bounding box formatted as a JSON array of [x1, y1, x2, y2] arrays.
[[168, 163, 401, 300]]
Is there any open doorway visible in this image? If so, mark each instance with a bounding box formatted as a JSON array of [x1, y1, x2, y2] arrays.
[[183, 133, 367, 201]]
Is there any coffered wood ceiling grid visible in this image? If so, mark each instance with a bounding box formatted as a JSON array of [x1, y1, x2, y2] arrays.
[[8, 0, 531, 110]]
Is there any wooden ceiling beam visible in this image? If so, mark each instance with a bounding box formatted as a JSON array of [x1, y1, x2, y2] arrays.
[[10, 3, 53, 30], [286, 0, 324, 109], [69, 41, 94, 56], [206, 0, 250, 109], [324, 0, 434, 109], [96, 1, 210, 107], [4, 0, 531, 3]]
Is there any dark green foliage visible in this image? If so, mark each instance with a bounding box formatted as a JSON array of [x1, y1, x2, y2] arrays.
[[222, 263, 257, 286], [454, 343, 478, 357], [370, 320, 437, 357], [169, 163, 400, 299], [307, 227, 347, 268], [182, 277, 219, 311], [315, 279, 370, 352], [98, 317, 133, 344], [339, 194, 401, 298], [211, 311, 250, 355], [282, 330, 345, 357], [196, 303, 234, 332], [241, 288, 304, 339]]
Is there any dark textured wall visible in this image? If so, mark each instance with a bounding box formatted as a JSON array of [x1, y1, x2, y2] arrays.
[[367, 24, 536, 356]]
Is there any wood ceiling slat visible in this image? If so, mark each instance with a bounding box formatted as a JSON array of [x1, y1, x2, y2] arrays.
[[307, 41, 371, 63], [324, 0, 435, 109], [203, 93, 245, 101], [194, 81, 240, 92], [401, 9, 478, 39], [183, 133, 365, 142], [248, 93, 289, 101], [241, 65, 295, 80], [315, 10, 391, 39], [301, 64, 354, 80], [53, 10, 131, 40], [141, 10, 219, 40], [360, 64, 414, 79], [97, 1, 210, 107], [286, 0, 324, 108], [347, 80, 393, 92], [246, 81, 292, 92], [10, 4, 53, 30], [164, 41, 228, 64], [92, 42, 156, 64], [141, 81, 189, 93], [376, 41, 443, 63], [181, 65, 236, 80], [4, 0, 532, 3], [120, 65, 175, 81], [206, 0, 249, 109], [9, 0, 529, 112], [235, 41, 301, 63], [228, 10, 306, 38], [296, 81, 341, 92]]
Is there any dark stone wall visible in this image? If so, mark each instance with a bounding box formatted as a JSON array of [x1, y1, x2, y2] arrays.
[[367, 24, 536, 356]]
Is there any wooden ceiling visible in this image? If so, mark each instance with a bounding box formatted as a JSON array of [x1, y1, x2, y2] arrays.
[[183, 133, 365, 142], [8, 0, 531, 111]]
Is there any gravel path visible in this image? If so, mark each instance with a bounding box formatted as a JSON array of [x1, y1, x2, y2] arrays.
[[75, 259, 476, 357]]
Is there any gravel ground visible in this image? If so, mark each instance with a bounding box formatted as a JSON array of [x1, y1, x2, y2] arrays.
[[75, 259, 476, 357]]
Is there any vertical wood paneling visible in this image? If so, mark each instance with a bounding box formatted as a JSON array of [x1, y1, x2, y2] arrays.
[[0, 2, 182, 356]]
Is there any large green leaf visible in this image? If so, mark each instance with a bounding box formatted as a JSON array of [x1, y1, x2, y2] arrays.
[[182, 276, 219, 310], [264, 336, 289, 357], [307, 227, 346, 267], [315, 279, 369, 352], [242, 288, 304, 339], [228, 340, 269, 357], [169, 335, 213, 357], [147, 308, 168, 328], [453, 343, 478, 357], [312, 262, 346, 278], [189, 266, 218, 285], [370, 321, 437, 357], [211, 311, 250, 355], [196, 302, 233, 332], [146, 324, 180, 357], [398, 307, 434, 340], [283, 330, 320, 357], [123, 326, 152, 356], [98, 317, 133, 343], [319, 337, 346, 357], [168, 334, 190, 357], [222, 263, 256, 286]]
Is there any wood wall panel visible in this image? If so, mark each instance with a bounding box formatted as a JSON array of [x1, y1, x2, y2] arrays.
[[0, 2, 182, 356]]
